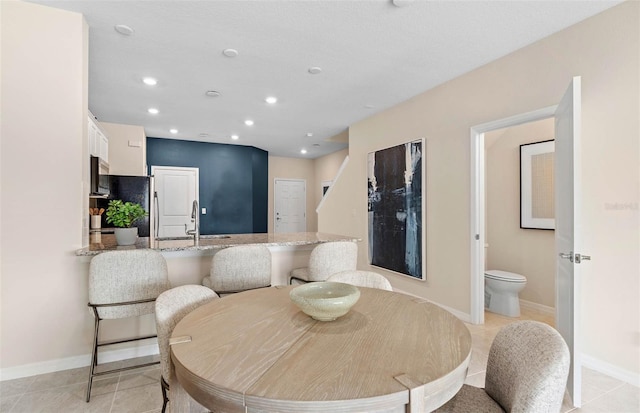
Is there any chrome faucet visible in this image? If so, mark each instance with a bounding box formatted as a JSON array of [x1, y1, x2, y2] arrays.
[[185, 200, 200, 243]]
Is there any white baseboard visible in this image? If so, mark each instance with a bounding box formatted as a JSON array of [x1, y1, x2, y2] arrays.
[[582, 353, 640, 387], [0, 343, 159, 382], [394, 288, 472, 323], [393, 291, 639, 387], [519, 299, 555, 316]]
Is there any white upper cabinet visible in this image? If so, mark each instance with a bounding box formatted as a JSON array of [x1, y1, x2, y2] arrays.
[[99, 131, 108, 163], [88, 112, 109, 164], [88, 117, 98, 156]]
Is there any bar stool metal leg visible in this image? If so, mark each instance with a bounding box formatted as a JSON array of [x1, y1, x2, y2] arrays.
[[160, 376, 170, 413], [86, 313, 101, 402], [85, 300, 159, 403]]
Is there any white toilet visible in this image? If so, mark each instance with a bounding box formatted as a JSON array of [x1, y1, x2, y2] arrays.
[[484, 270, 527, 317]]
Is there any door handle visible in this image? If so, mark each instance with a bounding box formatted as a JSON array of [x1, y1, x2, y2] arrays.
[[559, 252, 591, 264], [575, 254, 591, 264], [559, 252, 574, 262], [154, 191, 159, 238]]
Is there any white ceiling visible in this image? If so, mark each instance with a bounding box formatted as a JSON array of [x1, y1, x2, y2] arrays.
[[29, 0, 620, 158]]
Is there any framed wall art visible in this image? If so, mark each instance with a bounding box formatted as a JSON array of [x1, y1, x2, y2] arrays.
[[321, 180, 332, 197], [367, 139, 424, 280], [520, 139, 555, 230]]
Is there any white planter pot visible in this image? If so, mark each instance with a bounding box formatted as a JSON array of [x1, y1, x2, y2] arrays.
[[114, 227, 138, 246]]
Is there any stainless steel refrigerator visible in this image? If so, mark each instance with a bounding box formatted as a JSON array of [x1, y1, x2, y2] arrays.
[[94, 175, 155, 237]]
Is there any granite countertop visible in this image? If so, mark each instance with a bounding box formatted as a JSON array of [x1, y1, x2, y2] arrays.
[[76, 232, 359, 256]]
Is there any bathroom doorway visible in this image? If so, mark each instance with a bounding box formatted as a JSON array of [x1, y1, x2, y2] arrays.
[[469, 75, 585, 408], [469, 105, 557, 326], [484, 118, 556, 316]]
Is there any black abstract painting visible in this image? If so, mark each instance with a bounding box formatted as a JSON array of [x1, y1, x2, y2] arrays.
[[368, 140, 424, 280]]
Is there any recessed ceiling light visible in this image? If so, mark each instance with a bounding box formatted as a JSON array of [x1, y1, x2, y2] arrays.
[[142, 77, 157, 86], [205, 90, 221, 97], [223, 48, 239, 57], [312, 143, 320, 147], [114, 24, 134, 36], [300, 149, 307, 154], [306, 132, 313, 137], [308, 67, 322, 75], [170, 129, 178, 134], [148, 108, 159, 115], [392, 0, 414, 7], [265, 96, 278, 104], [231, 135, 239, 140], [198, 133, 209, 138], [244, 120, 254, 126]]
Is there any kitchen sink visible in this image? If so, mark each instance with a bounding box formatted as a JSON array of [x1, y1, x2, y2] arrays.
[[155, 235, 231, 241]]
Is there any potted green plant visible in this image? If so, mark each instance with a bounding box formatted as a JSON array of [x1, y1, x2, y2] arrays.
[[105, 200, 148, 246]]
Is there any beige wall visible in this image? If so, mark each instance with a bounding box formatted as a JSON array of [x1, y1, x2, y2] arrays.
[[1, 1, 90, 369], [314, 148, 348, 210], [1, 0, 638, 383], [319, 2, 639, 376], [486, 119, 555, 308], [268, 156, 316, 232], [267, 149, 348, 234], [100, 122, 147, 176]]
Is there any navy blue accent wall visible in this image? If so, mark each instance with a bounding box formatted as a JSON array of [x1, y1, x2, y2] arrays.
[[251, 150, 268, 232], [147, 138, 268, 235]]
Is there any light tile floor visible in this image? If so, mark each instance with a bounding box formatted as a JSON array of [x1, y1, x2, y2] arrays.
[[465, 308, 640, 413], [1, 309, 638, 413]]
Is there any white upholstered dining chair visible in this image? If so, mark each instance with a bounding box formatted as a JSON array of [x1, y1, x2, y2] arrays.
[[202, 245, 272, 294], [435, 320, 570, 413], [155, 284, 219, 413], [86, 250, 171, 402], [327, 270, 393, 291], [289, 241, 358, 284]]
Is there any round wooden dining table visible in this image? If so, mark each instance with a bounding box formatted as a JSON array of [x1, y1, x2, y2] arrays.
[[169, 285, 471, 413]]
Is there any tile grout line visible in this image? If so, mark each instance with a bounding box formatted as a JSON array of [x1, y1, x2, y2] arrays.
[[4, 375, 36, 412], [578, 379, 631, 410], [107, 372, 123, 413], [20, 375, 38, 394], [6, 393, 23, 413]]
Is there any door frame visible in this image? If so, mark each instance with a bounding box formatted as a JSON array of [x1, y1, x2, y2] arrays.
[[150, 165, 200, 238], [273, 178, 307, 233], [469, 105, 557, 325]]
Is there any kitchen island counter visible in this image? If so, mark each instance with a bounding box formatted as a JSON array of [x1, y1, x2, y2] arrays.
[[73, 232, 361, 365], [77, 232, 360, 287], [76, 232, 359, 256]]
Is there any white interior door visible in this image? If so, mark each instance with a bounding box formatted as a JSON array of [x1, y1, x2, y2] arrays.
[[152, 166, 199, 238], [274, 179, 306, 233], [555, 76, 583, 407]]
